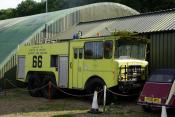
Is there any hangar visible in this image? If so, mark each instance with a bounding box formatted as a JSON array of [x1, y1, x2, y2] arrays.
[[0, 2, 175, 81]]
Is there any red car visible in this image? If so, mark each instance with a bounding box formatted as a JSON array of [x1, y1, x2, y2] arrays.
[[138, 69, 175, 111]]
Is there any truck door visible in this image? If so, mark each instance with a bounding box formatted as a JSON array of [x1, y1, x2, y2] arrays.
[[77, 48, 83, 88], [70, 47, 83, 89]]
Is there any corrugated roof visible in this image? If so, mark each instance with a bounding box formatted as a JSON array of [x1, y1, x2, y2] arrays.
[[57, 9, 175, 39]]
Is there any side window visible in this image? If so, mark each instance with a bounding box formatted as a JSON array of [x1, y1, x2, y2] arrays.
[[104, 41, 113, 59], [95, 42, 103, 59], [84, 42, 93, 59], [51, 55, 58, 67], [79, 48, 83, 59], [84, 42, 103, 59], [74, 49, 78, 59]]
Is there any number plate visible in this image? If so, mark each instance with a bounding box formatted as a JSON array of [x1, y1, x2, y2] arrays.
[[144, 97, 161, 104], [153, 98, 161, 104], [144, 97, 153, 103]]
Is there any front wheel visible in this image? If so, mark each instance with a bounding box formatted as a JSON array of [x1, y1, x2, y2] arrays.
[[86, 78, 111, 105]]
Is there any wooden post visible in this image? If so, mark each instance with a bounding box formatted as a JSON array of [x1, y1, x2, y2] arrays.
[[48, 81, 51, 101], [4, 79, 6, 96]]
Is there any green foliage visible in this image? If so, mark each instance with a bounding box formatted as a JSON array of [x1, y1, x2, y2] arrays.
[[112, 31, 138, 37], [0, 0, 175, 20], [16, 0, 45, 17], [0, 8, 16, 20]]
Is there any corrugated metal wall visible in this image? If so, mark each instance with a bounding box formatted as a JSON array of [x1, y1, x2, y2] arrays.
[[149, 31, 175, 70]]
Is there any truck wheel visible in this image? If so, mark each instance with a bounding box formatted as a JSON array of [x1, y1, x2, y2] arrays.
[[41, 78, 58, 99], [86, 78, 111, 105], [28, 76, 42, 97]]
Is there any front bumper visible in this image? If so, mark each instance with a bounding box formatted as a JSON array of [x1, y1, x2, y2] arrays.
[[137, 101, 175, 109]]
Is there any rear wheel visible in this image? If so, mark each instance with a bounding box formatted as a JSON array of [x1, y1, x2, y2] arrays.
[[41, 77, 58, 99], [27, 74, 42, 97]]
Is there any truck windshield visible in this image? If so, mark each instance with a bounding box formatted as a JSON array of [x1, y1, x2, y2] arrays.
[[115, 41, 146, 60], [148, 74, 175, 83]]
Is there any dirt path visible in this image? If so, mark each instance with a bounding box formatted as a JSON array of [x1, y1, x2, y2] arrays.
[[0, 89, 174, 117]]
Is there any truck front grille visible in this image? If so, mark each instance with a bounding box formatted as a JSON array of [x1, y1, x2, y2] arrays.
[[119, 65, 142, 82]]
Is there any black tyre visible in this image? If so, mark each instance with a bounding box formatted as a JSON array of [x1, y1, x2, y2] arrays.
[[28, 75, 42, 97], [41, 78, 58, 99], [86, 78, 111, 105]]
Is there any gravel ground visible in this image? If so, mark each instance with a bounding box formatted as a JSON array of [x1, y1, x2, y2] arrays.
[[0, 89, 174, 117]]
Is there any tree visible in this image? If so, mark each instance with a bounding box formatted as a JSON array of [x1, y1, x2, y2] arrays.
[[16, 0, 45, 17], [0, 8, 16, 20]]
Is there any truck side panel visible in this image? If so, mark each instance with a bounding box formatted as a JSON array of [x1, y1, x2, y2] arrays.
[[17, 42, 69, 85]]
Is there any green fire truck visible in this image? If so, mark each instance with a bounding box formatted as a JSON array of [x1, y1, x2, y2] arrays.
[[16, 33, 149, 101]]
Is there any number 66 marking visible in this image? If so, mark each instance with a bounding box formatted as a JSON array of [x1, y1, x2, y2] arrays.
[[33, 55, 42, 68]]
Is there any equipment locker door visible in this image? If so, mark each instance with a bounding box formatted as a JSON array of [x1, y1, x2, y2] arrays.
[[58, 56, 68, 88], [17, 56, 25, 78]]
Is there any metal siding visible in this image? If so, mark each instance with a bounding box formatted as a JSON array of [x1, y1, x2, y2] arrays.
[[157, 33, 161, 69], [172, 33, 175, 67], [150, 32, 175, 70], [160, 33, 164, 68], [151, 34, 157, 70], [154, 34, 158, 69], [150, 34, 153, 70], [147, 32, 175, 70], [167, 33, 171, 68], [166, 33, 169, 68], [162, 33, 166, 68], [164, 33, 169, 68]]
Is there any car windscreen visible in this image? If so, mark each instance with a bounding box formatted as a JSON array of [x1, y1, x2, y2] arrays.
[[148, 74, 175, 83]]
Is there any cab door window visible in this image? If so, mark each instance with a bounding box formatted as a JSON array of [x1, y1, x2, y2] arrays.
[[74, 49, 78, 59], [84, 42, 103, 59], [79, 48, 83, 59], [104, 41, 113, 59]]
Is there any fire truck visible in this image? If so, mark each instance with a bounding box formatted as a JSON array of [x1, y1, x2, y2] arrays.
[[16, 33, 149, 102]]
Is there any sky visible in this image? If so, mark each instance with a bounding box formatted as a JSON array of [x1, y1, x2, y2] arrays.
[[0, 0, 41, 10]]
